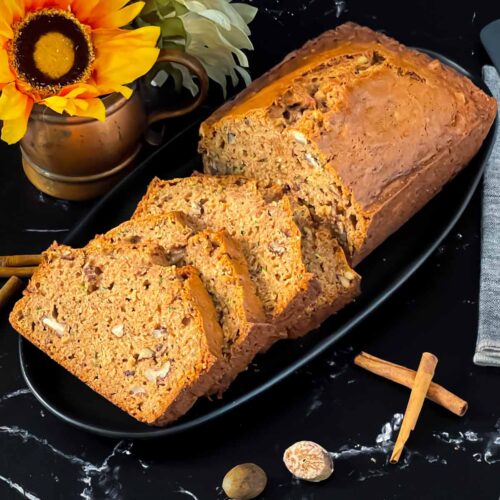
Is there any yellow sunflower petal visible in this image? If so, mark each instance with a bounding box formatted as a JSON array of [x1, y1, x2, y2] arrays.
[[94, 0, 130, 13], [0, 3, 10, 22], [43, 95, 106, 122], [43, 96, 79, 115], [70, 0, 101, 23], [3, 0, 25, 24], [0, 83, 30, 120], [1, 95, 33, 145], [92, 27, 160, 87], [24, 0, 71, 10], [97, 2, 146, 29], [2, 114, 31, 144], [62, 87, 89, 99], [72, 99, 89, 111], [72, 0, 144, 29], [53, 0, 73, 9], [74, 98, 106, 121], [0, 17, 14, 40], [90, 82, 133, 99], [108, 85, 133, 99], [41, 96, 68, 114], [0, 0, 23, 39], [59, 83, 101, 99], [0, 50, 15, 85]]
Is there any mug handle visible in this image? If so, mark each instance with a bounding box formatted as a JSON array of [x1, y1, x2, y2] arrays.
[[147, 49, 209, 126]]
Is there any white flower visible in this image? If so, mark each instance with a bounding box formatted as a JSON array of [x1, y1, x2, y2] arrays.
[[138, 0, 257, 97]]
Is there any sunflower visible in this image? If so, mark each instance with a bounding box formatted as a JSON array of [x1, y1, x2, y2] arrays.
[[0, 0, 160, 144]]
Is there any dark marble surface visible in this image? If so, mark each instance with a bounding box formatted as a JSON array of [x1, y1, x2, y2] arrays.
[[1, 1, 499, 499]]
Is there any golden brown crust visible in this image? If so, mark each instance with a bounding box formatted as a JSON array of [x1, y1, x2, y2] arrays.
[[189, 231, 285, 394], [152, 267, 225, 425], [286, 242, 361, 338], [88, 213, 282, 397], [10, 243, 224, 426], [87, 211, 195, 252], [200, 22, 497, 264], [132, 175, 321, 329]]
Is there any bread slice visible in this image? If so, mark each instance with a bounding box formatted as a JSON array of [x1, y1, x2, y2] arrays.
[[199, 22, 497, 265], [289, 200, 360, 337], [9, 242, 224, 426], [132, 175, 360, 337], [89, 212, 280, 394], [182, 230, 282, 391], [133, 175, 320, 332]]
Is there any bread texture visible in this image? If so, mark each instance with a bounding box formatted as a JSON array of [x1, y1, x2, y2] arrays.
[[288, 199, 360, 337], [9, 242, 224, 426], [90, 212, 279, 394], [132, 175, 320, 330], [132, 175, 360, 336], [199, 22, 497, 265]]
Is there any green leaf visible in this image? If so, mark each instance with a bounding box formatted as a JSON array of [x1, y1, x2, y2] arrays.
[[171, 61, 200, 96], [235, 65, 251, 86], [172, 0, 190, 16], [198, 9, 232, 30], [231, 3, 258, 24], [137, 0, 257, 96], [160, 17, 186, 37], [141, 0, 160, 16]]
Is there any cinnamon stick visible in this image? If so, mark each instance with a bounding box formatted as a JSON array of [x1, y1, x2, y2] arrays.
[[0, 267, 36, 278], [354, 352, 468, 417], [0, 255, 41, 267], [0, 276, 24, 312], [390, 352, 438, 464]]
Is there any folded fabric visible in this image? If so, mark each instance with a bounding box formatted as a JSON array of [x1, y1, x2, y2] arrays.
[[474, 66, 500, 366]]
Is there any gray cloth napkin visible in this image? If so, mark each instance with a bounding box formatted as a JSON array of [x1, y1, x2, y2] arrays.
[[474, 66, 500, 366]]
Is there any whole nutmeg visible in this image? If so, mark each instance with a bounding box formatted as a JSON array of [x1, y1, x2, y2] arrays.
[[283, 441, 333, 482], [222, 463, 267, 500]]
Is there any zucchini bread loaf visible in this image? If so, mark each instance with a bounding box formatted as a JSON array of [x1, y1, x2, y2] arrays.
[[133, 175, 360, 337], [10, 242, 224, 426], [199, 22, 497, 265], [89, 212, 279, 395]]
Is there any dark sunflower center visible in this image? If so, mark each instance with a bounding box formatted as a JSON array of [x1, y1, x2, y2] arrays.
[[12, 9, 94, 94]]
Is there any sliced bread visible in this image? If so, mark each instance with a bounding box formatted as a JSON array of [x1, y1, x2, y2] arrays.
[[289, 200, 360, 337], [90, 212, 280, 394], [132, 175, 360, 336], [132, 175, 321, 332], [9, 242, 224, 426]]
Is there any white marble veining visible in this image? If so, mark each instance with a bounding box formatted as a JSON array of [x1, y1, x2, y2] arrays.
[[0, 361, 498, 495], [0, 392, 497, 495], [177, 486, 199, 499], [325, 412, 500, 485], [0, 474, 40, 500], [432, 422, 500, 465], [80, 441, 132, 500], [330, 413, 449, 481], [258, 0, 347, 25], [0, 420, 131, 500], [334, 0, 346, 17], [331, 413, 402, 460], [23, 228, 69, 233], [0, 388, 31, 404], [0, 425, 98, 468]]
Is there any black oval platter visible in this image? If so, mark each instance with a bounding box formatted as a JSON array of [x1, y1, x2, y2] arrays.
[[19, 49, 498, 439]]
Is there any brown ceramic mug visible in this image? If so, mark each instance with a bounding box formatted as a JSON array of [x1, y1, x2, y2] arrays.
[[20, 49, 209, 201]]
